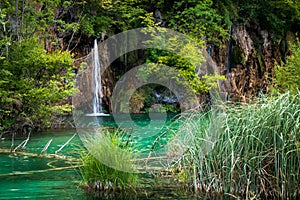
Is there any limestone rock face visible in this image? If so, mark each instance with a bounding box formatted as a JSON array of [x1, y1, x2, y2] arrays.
[[211, 24, 286, 102]]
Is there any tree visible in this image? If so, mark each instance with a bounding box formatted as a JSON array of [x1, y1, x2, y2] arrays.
[[0, 38, 74, 133], [214, 0, 300, 38]]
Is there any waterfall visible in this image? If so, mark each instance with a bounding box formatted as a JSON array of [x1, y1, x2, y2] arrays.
[[207, 45, 212, 57], [92, 39, 103, 114]]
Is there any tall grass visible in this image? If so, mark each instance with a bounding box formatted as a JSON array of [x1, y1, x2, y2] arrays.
[[181, 92, 300, 198], [79, 129, 138, 192]]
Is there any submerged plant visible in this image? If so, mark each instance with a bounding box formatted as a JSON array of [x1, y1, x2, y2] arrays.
[[79, 129, 138, 192], [180, 92, 300, 198]]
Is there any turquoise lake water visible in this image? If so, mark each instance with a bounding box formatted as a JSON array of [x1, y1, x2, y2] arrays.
[[0, 114, 229, 199]]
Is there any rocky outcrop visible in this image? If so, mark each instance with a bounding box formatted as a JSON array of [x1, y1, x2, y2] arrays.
[[98, 38, 114, 113], [211, 23, 287, 102]]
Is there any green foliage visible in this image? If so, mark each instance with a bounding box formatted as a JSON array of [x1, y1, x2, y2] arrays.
[[110, 0, 147, 30], [74, 0, 148, 36], [72, 0, 230, 42], [168, 0, 229, 44], [139, 30, 224, 94], [275, 42, 300, 93], [0, 1, 77, 132], [0, 0, 64, 39], [0, 38, 74, 132], [215, 0, 300, 38], [213, 0, 235, 28]]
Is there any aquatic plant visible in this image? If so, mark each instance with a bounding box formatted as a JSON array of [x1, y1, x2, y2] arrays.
[[79, 129, 138, 192], [180, 92, 300, 198]]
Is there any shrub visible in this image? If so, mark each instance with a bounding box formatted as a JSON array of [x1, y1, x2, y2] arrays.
[[275, 42, 300, 94]]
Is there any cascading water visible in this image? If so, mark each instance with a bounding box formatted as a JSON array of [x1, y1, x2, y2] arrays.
[[92, 39, 103, 114]]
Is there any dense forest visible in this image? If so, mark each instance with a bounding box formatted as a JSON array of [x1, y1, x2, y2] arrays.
[[0, 0, 299, 133]]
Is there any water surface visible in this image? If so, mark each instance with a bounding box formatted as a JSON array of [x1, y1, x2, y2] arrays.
[[0, 114, 221, 199], [0, 130, 84, 199]]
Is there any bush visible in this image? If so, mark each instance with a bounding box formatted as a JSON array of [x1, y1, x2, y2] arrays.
[[275, 42, 300, 94], [0, 38, 74, 133]]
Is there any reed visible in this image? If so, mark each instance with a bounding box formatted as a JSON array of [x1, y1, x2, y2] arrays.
[[79, 129, 138, 192], [180, 92, 300, 198]]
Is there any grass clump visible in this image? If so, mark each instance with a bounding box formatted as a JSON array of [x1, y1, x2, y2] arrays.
[[180, 92, 300, 198], [79, 129, 138, 192]]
